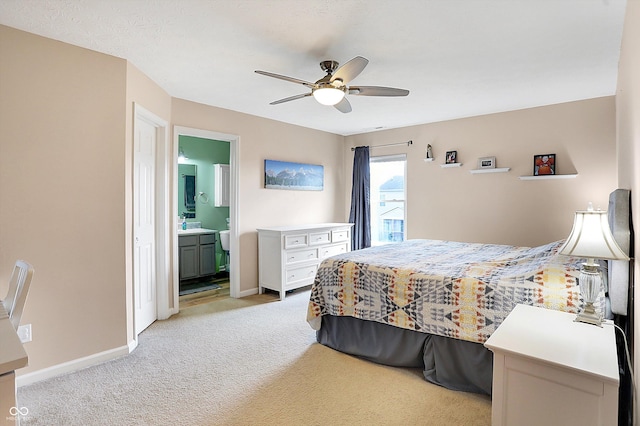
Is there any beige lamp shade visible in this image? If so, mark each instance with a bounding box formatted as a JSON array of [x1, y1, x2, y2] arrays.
[[559, 207, 629, 261]]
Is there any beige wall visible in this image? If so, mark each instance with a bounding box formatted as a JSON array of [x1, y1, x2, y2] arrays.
[[0, 26, 129, 373], [0, 25, 347, 377], [171, 99, 346, 293], [345, 97, 617, 247], [616, 0, 640, 388]]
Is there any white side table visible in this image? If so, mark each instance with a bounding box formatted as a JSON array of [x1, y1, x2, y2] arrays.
[[484, 304, 619, 426], [0, 305, 28, 426]]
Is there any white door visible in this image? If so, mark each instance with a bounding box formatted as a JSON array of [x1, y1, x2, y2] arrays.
[[134, 117, 157, 335]]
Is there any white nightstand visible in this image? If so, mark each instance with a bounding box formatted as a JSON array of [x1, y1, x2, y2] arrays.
[[484, 304, 619, 426]]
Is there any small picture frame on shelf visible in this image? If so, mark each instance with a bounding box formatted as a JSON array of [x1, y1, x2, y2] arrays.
[[478, 156, 496, 169], [533, 154, 556, 176], [445, 151, 457, 164]]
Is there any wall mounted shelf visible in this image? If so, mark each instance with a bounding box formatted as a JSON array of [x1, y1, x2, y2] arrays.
[[519, 174, 578, 180], [440, 163, 462, 168], [424, 158, 435, 162], [470, 167, 510, 174]]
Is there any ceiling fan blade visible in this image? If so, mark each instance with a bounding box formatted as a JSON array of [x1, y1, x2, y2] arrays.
[[255, 70, 317, 89], [333, 97, 352, 113], [270, 93, 313, 105], [331, 56, 369, 85], [348, 86, 409, 97]]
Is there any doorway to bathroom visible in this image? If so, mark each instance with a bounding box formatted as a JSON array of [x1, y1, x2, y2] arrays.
[[173, 126, 239, 308]]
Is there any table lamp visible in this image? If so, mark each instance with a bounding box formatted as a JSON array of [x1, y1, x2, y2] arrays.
[[558, 202, 630, 326]]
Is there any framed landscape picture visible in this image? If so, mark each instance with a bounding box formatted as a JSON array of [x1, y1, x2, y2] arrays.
[[533, 154, 556, 176], [264, 159, 324, 191]]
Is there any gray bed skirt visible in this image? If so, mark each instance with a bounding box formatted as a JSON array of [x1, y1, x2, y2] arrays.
[[317, 315, 493, 395]]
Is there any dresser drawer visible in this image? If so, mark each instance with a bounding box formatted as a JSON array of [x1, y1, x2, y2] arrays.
[[285, 248, 318, 264], [332, 229, 349, 243], [285, 264, 318, 285], [320, 243, 348, 259], [309, 231, 331, 245], [284, 233, 308, 249]]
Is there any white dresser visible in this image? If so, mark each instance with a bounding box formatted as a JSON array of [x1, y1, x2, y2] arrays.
[[484, 304, 619, 426], [257, 223, 353, 300]]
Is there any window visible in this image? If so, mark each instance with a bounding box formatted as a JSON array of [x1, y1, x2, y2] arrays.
[[370, 154, 406, 245], [382, 219, 404, 242]]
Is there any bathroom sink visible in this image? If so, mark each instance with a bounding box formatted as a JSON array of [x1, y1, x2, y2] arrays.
[[178, 228, 216, 235]]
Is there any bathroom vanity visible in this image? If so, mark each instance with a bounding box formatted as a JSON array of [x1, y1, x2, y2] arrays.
[[178, 228, 217, 281]]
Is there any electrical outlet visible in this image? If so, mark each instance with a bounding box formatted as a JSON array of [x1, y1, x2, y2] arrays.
[[17, 324, 32, 343]]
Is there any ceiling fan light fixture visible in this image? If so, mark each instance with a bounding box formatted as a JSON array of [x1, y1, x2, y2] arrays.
[[313, 87, 345, 106], [256, 56, 408, 113]]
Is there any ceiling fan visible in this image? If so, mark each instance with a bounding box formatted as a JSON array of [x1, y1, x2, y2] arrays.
[[255, 56, 409, 113]]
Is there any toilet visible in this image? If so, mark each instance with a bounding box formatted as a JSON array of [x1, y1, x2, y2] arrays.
[[219, 230, 230, 272]]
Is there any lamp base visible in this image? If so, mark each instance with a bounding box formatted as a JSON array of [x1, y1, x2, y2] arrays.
[[575, 263, 603, 327], [574, 302, 603, 327]]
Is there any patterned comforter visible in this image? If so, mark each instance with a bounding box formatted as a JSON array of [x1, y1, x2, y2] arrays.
[[307, 239, 588, 344]]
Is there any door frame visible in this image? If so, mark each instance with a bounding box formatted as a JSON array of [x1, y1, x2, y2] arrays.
[[133, 103, 170, 341], [173, 126, 240, 306]]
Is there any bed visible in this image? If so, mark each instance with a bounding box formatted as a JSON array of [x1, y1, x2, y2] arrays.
[[307, 189, 632, 395]]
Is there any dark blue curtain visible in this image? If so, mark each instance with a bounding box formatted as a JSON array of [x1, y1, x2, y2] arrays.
[[348, 146, 371, 250]]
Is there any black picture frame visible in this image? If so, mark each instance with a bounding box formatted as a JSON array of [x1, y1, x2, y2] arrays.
[[445, 151, 457, 164], [533, 154, 556, 176]]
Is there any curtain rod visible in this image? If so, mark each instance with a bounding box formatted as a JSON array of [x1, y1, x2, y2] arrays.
[[351, 140, 412, 151]]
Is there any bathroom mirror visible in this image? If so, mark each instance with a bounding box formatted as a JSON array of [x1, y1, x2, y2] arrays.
[[178, 164, 197, 218]]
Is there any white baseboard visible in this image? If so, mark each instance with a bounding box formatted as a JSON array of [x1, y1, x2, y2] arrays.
[[16, 343, 133, 387], [239, 287, 259, 298], [158, 306, 179, 320], [128, 338, 138, 353]]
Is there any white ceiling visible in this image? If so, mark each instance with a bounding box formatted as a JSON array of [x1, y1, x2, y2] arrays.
[[0, 0, 627, 136]]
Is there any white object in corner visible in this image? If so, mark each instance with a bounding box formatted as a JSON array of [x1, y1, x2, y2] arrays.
[[0, 303, 28, 423], [214, 164, 230, 207], [484, 304, 618, 426]]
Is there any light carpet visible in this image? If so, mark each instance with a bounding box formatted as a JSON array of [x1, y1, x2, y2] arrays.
[[17, 290, 491, 425]]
